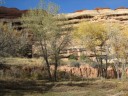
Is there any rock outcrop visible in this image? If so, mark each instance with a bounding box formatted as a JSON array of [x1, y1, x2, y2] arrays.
[[0, 6, 27, 19], [1, 6, 128, 29], [61, 7, 128, 31]]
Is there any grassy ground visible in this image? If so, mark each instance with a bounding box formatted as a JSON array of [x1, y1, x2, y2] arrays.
[[0, 79, 128, 96]]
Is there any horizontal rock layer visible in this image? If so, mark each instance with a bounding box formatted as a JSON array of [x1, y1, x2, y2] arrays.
[[0, 6, 27, 19]]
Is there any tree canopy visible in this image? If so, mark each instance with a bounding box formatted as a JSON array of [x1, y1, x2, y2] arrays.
[[21, 0, 71, 81]]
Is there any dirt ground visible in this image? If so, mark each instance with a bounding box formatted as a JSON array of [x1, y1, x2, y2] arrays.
[[0, 79, 128, 96]]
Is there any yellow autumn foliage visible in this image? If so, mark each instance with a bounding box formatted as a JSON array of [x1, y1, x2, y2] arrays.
[[73, 22, 107, 50]]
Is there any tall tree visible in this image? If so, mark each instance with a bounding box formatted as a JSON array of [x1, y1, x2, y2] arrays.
[[73, 22, 108, 77], [108, 25, 128, 79], [21, 0, 71, 81]]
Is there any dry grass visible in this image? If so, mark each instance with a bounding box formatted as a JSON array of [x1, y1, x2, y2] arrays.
[[0, 58, 128, 96], [0, 57, 44, 66]]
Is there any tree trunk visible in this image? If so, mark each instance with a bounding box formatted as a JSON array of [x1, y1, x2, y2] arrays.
[[100, 46, 103, 78], [105, 58, 108, 78], [117, 70, 120, 80], [93, 49, 100, 77], [54, 54, 59, 81], [40, 41, 52, 81], [115, 61, 120, 80], [100, 58, 103, 77], [121, 59, 126, 80], [54, 62, 58, 81], [45, 58, 52, 81]]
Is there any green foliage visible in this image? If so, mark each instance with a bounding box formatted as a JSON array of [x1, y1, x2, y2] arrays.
[[68, 54, 78, 60], [80, 54, 86, 60]]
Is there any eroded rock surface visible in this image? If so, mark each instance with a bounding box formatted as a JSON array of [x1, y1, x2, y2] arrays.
[[0, 6, 27, 19], [61, 7, 128, 30]]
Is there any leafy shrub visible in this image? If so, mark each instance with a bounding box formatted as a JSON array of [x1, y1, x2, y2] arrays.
[[68, 54, 78, 60]]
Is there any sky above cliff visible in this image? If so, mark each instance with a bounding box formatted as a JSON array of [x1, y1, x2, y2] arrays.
[[2, 0, 128, 13]]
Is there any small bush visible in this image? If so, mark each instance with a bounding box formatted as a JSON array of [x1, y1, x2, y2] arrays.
[[68, 54, 78, 60], [70, 60, 80, 67], [80, 54, 86, 60]]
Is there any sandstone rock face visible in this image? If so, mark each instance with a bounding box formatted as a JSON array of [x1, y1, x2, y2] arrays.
[[1, 6, 128, 24], [0, 6, 27, 19], [61, 8, 128, 31]]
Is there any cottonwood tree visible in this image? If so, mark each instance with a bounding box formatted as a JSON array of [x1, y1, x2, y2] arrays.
[[107, 25, 121, 79], [108, 25, 128, 79], [73, 22, 108, 77], [121, 27, 128, 80], [21, 0, 71, 81], [0, 23, 27, 58]]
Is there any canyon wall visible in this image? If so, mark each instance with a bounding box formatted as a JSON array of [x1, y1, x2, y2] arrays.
[[1, 7, 128, 57], [63, 8, 128, 28]]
